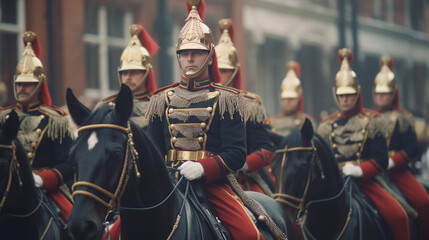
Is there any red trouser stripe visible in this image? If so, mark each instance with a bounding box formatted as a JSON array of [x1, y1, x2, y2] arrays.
[[205, 184, 264, 240], [389, 169, 429, 239], [358, 180, 410, 240]]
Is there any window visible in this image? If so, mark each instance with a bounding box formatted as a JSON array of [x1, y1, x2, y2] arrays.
[[0, 0, 24, 106], [83, 2, 132, 99]]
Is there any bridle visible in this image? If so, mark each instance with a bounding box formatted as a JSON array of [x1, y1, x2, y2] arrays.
[[0, 142, 23, 215], [272, 140, 322, 211], [273, 139, 352, 240], [72, 122, 141, 217]]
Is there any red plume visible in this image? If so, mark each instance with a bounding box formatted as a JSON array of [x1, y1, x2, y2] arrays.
[[147, 70, 157, 95], [338, 49, 354, 66], [233, 68, 242, 90], [218, 18, 235, 43], [136, 24, 159, 56], [40, 81, 52, 107], [298, 94, 304, 113], [211, 51, 221, 84], [186, 0, 206, 22], [23, 31, 42, 59], [294, 62, 301, 78]]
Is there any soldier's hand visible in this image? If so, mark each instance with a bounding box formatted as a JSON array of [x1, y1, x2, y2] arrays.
[[342, 164, 363, 178], [33, 173, 44, 188], [179, 161, 205, 180], [387, 158, 395, 170]]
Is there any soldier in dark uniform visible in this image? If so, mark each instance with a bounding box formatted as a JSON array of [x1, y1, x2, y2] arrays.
[[271, 61, 315, 136], [317, 49, 409, 240], [215, 18, 274, 194], [373, 56, 429, 239], [146, 1, 263, 239], [96, 24, 158, 129], [0, 31, 73, 220]]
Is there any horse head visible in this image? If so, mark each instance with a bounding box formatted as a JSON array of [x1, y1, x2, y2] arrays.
[[67, 85, 135, 239]]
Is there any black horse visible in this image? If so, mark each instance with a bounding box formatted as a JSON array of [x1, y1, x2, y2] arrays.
[[66, 85, 287, 240], [271, 118, 389, 240], [0, 110, 72, 240]]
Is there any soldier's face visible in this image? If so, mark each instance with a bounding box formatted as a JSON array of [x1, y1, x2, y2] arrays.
[[220, 69, 235, 86], [337, 94, 357, 111], [282, 98, 299, 114], [375, 93, 394, 107], [15, 82, 38, 102], [178, 50, 211, 77], [120, 70, 146, 91]]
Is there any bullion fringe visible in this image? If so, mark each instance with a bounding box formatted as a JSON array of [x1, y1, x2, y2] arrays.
[[368, 116, 389, 139], [246, 100, 267, 124], [146, 93, 166, 120], [47, 116, 70, 143], [398, 112, 414, 134], [218, 91, 248, 121]]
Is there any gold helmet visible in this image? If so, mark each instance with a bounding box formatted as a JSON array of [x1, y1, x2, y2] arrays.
[[374, 56, 397, 94], [333, 48, 360, 95], [118, 24, 159, 93], [215, 18, 240, 88], [280, 61, 302, 99], [14, 31, 50, 105], [176, 0, 215, 79]]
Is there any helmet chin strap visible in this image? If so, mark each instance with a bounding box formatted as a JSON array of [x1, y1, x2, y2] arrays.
[[177, 48, 214, 80], [221, 67, 238, 87], [117, 68, 150, 94], [13, 80, 42, 105]]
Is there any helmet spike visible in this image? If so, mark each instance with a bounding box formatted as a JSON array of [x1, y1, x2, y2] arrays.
[[186, 0, 205, 22], [23, 31, 42, 59]]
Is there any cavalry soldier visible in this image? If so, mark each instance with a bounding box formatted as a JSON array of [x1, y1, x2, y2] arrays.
[[317, 48, 409, 240], [0, 31, 73, 220], [373, 56, 429, 239], [215, 18, 274, 194], [96, 24, 158, 129], [146, 0, 263, 239], [271, 61, 315, 136]]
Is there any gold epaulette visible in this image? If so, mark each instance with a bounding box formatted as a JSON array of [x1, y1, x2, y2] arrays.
[[39, 106, 71, 143], [216, 87, 248, 121], [242, 91, 266, 124], [146, 84, 178, 119], [364, 110, 389, 139]]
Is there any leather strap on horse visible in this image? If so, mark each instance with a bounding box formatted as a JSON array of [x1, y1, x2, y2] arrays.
[[226, 173, 288, 240]]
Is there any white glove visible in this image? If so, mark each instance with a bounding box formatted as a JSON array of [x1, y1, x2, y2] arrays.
[[342, 164, 363, 178], [387, 158, 395, 170], [33, 173, 44, 188], [178, 161, 205, 180]]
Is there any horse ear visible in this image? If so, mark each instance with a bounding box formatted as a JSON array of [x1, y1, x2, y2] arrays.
[[301, 118, 313, 142], [66, 88, 91, 126], [3, 110, 19, 141], [114, 84, 133, 122]]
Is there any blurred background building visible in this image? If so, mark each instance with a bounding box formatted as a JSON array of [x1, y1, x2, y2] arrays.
[[1, 0, 429, 122]]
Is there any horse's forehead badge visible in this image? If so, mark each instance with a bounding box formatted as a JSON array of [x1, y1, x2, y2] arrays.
[[88, 132, 98, 150]]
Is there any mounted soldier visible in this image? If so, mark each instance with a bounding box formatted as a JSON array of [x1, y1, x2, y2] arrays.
[[271, 61, 315, 136], [373, 56, 429, 239], [317, 48, 410, 240], [0, 31, 73, 220], [96, 24, 158, 129], [215, 18, 274, 194], [146, 0, 266, 238]]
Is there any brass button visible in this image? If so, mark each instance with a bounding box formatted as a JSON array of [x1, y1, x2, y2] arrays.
[[108, 102, 115, 107], [27, 152, 33, 158], [169, 108, 174, 114], [356, 152, 361, 157], [207, 107, 213, 112], [5, 114, 9, 120], [294, 119, 301, 126], [169, 124, 175, 130], [214, 91, 220, 96], [333, 123, 338, 128], [36, 129, 42, 134], [167, 91, 174, 96], [198, 137, 204, 143], [172, 137, 177, 143], [31, 142, 37, 148], [361, 129, 365, 134], [200, 122, 206, 128], [358, 143, 362, 147], [40, 115, 45, 119], [331, 133, 335, 137], [332, 144, 337, 148]]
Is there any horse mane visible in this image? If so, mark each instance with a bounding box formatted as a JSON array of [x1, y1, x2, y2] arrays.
[[313, 133, 343, 187]]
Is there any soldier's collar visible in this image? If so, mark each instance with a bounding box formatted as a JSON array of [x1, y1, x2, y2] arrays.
[[134, 90, 150, 100], [16, 100, 41, 113], [179, 75, 211, 91]]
